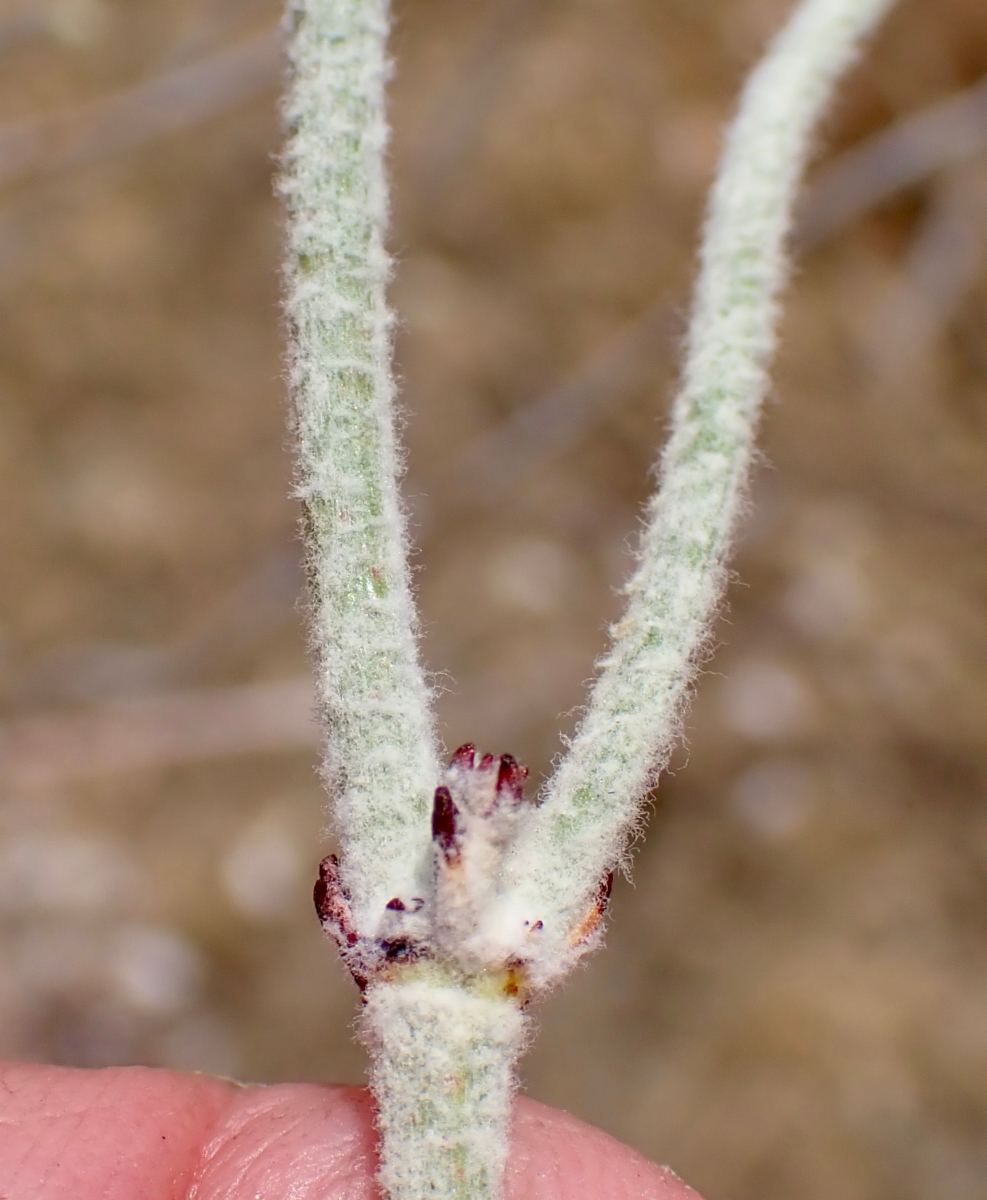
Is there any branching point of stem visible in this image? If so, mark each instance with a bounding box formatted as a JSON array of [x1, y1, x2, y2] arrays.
[[282, 0, 900, 1197]]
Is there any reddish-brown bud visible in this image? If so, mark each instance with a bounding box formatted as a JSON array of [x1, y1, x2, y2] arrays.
[[496, 754, 528, 805], [568, 871, 614, 949], [432, 785, 460, 854], [314, 855, 359, 947], [450, 743, 476, 771]]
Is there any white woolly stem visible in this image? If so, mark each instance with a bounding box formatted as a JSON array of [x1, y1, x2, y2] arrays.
[[502, 0, 897, 988], [282, 0, 899, 1197], [363, 977, 527, 1200], [281, 0, 439, 932]]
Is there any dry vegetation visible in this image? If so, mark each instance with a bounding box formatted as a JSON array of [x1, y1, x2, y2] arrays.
[[1, 0, 986, 1197]]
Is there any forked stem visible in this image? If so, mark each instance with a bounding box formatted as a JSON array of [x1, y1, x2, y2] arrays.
[[281, 0, 899, 1197]]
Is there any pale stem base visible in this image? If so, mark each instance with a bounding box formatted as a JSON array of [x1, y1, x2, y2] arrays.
[[362, 979, 528, 1200]]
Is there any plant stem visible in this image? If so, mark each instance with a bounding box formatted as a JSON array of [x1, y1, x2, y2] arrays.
[[281, 0, 438, 934], [502, 0, 898, 991], [363, 973, 527, 1200], [281, 0, 899, 1196]]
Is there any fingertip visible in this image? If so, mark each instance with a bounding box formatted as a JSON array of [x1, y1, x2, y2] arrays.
[[193, 1081, 378, 1200], [0, 1060, 233, 1200], [0, 1063, 703, 1200], [509, 1097, 702, 1200], [223, 1086, 704, 1200]]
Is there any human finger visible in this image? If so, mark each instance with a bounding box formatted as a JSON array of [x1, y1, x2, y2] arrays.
[[0, 1061, 701, 1200]]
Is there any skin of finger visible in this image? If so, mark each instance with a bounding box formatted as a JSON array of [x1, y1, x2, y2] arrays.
[[0, 1062, 701, 1200]]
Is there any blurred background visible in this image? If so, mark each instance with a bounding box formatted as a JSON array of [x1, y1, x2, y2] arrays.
[[1, 0, 986, 1196]]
